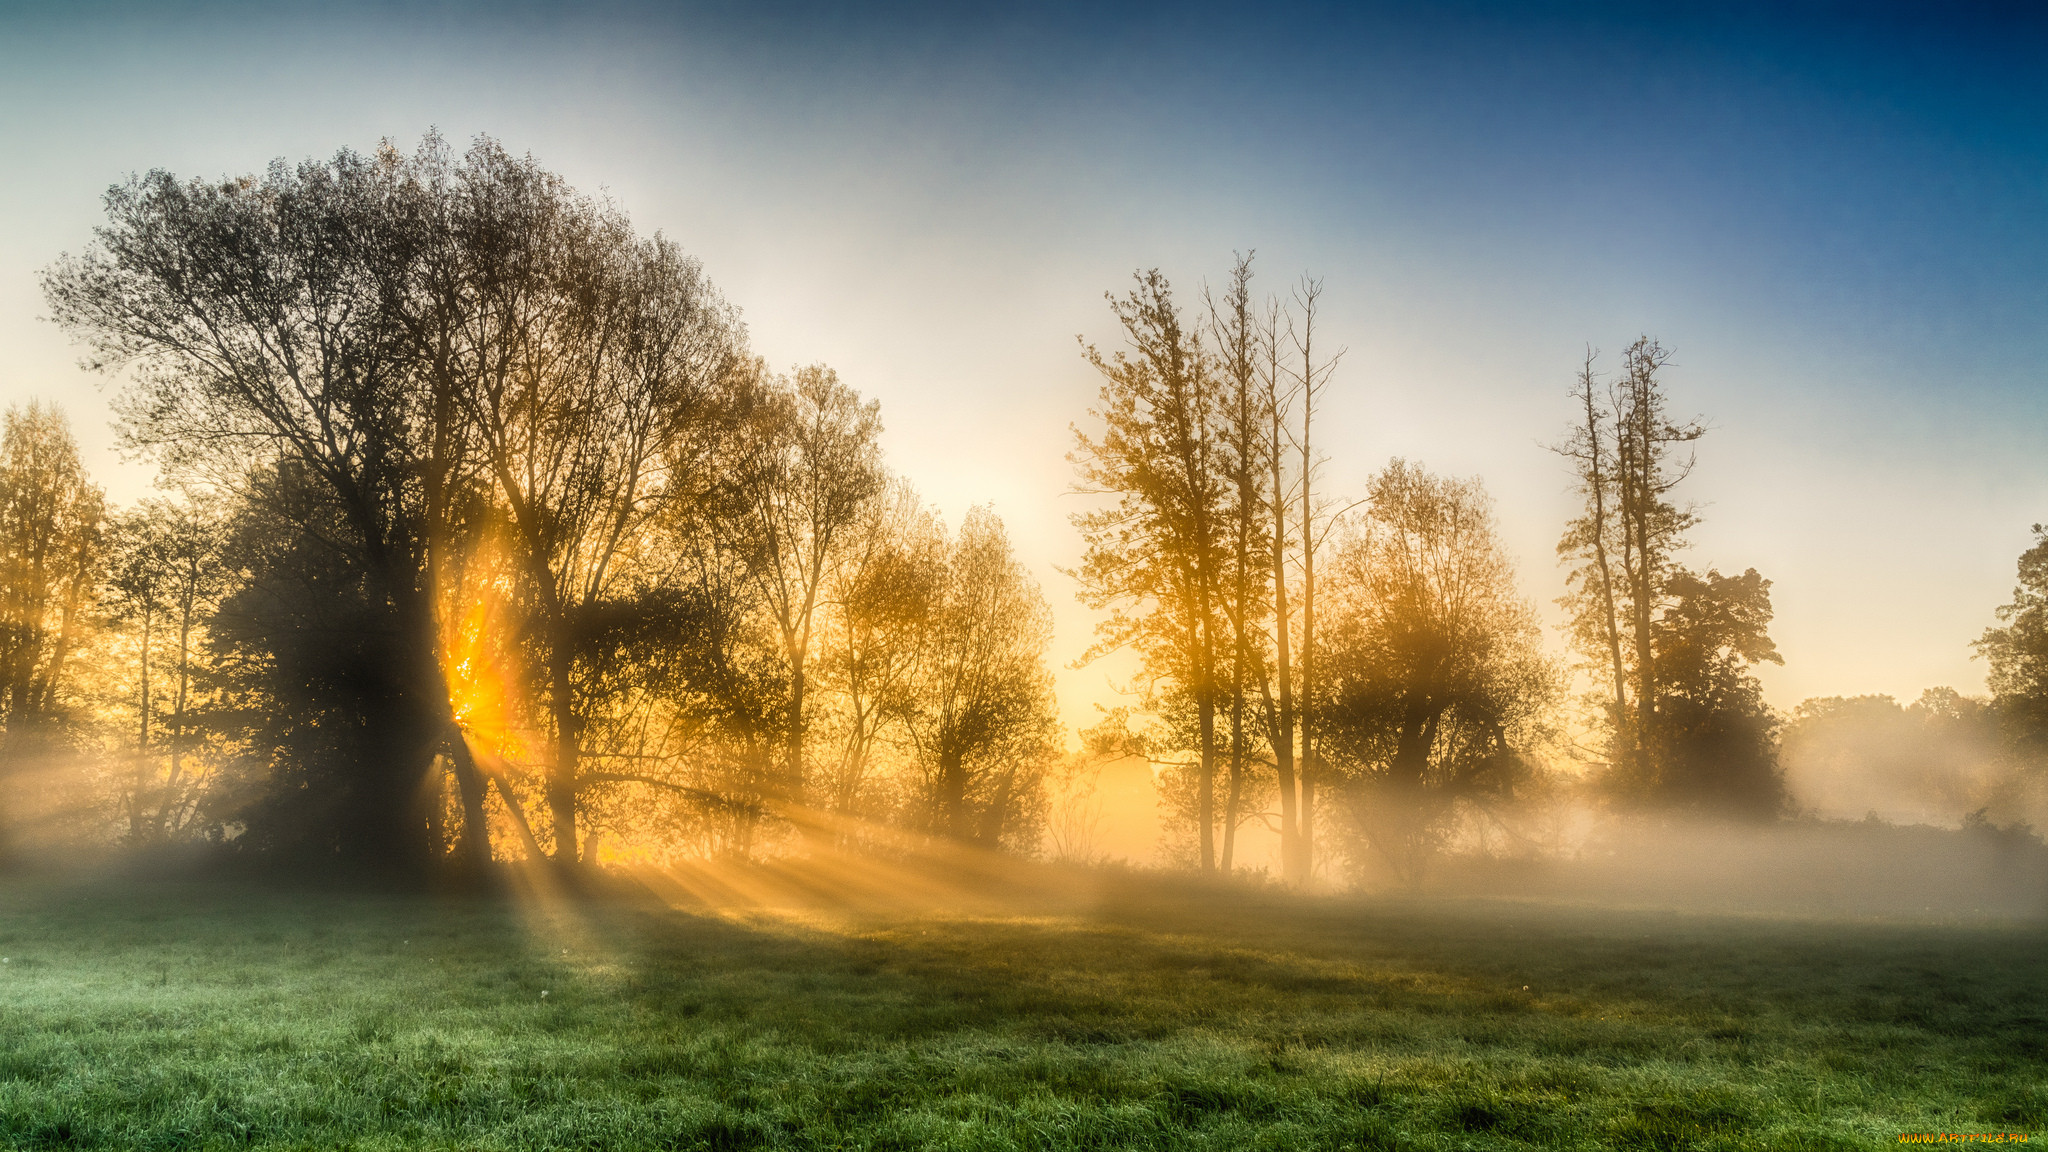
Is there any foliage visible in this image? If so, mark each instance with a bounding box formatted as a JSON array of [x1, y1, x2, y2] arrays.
[[37, 136, 1057, 873], [1631, 567, 1787, 816], [1320, 461, 1560, 885], [0, 403, 104, 763], [1553, 341, 1785, 817], [1978, 524, 2048, 759]]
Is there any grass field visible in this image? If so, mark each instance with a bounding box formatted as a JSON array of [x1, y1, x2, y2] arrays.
[[0, 864, 2040, 1150]]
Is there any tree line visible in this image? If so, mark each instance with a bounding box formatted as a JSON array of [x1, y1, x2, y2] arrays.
[[1066, 259, 1824, 886], [8, 134, 1060, 878], [6, 137, 2041, 885]]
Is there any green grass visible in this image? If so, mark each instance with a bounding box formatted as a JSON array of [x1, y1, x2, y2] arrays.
[[0, 868, 2040, 1150]]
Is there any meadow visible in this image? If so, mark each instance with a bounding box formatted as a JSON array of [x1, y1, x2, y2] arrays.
[[0, 863, 2039, 1151]]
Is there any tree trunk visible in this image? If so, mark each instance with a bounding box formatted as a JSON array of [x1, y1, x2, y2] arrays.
[[1268, 398, 1301, 884], [787, 651, 807, 807], [161, 595, 194, 841], [1298, 387, 1318, 886], [446, 730, 493, 872], [1221, 683, 1244, 873], [549, 642, 580, 864], [940, 746, 967, 840], [131, 608, 151, 844]]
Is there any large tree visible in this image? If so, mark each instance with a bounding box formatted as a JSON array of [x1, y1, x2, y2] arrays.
[[1321, 460, 1557, 885], [43, 152, 452, 875], [418, 141, 739, 862], [1555, 339, 1782, 815]]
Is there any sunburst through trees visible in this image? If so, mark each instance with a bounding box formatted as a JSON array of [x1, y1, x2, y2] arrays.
[[33, 134, 1062, 877]]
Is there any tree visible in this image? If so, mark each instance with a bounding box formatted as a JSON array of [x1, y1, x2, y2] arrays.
[[0, 403, 105, 853], [1608, 337, 1704, 776], [1555, 348, 1630, 746], [423, 141, 739, 862], [1554, 339, 1783, 814], [717, 363, 886, 809], [43, 153, 451, 876], [819, 479, 943, 821], [1782, 689, 2007, 825], [902, 508, 1060, 847], [1284, 275, 1342, 882], [1647, 567, 1785, 816], [104, 497, 227, 844], [1070, 269, 1226, 871], [1205, 254, 1276, 873], [1979, 525, 2048, 759], [1320, 460, 1557, 885]]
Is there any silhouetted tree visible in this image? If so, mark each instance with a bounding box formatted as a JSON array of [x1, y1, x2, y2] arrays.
[[1555, 347, 1630, 745], [1979, 526, 2048, 760], [420, 141, 739, 862], [1555, 340, 1783, 816], [43, 154, 449, 877], [1646, 567, 1785, 815], [1608, 338, 1704, 779]]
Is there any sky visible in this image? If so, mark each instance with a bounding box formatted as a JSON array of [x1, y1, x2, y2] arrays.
[[0, 0, 2043, 740]]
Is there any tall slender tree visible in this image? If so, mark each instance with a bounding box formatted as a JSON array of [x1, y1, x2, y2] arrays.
[[1256, 296, 1306, 883], [1555, 348, 1631, 754], [1071, 269, 1226, 871], [1288, 276, 1342, 881], [1610, 337, 1703, 777], [1205, 254, 1273, 872]]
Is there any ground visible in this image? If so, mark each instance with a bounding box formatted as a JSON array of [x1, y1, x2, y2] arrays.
[[0, 864, 2040, 1150]]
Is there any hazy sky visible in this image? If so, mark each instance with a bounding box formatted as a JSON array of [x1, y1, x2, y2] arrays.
[[2, 1, 2043, 736]]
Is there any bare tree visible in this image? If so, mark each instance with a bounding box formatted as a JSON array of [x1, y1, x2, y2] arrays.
[[1287, 276, 1343, 882]]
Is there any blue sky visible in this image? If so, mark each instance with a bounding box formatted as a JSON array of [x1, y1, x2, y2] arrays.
[[1, 1, 2042, 731]]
